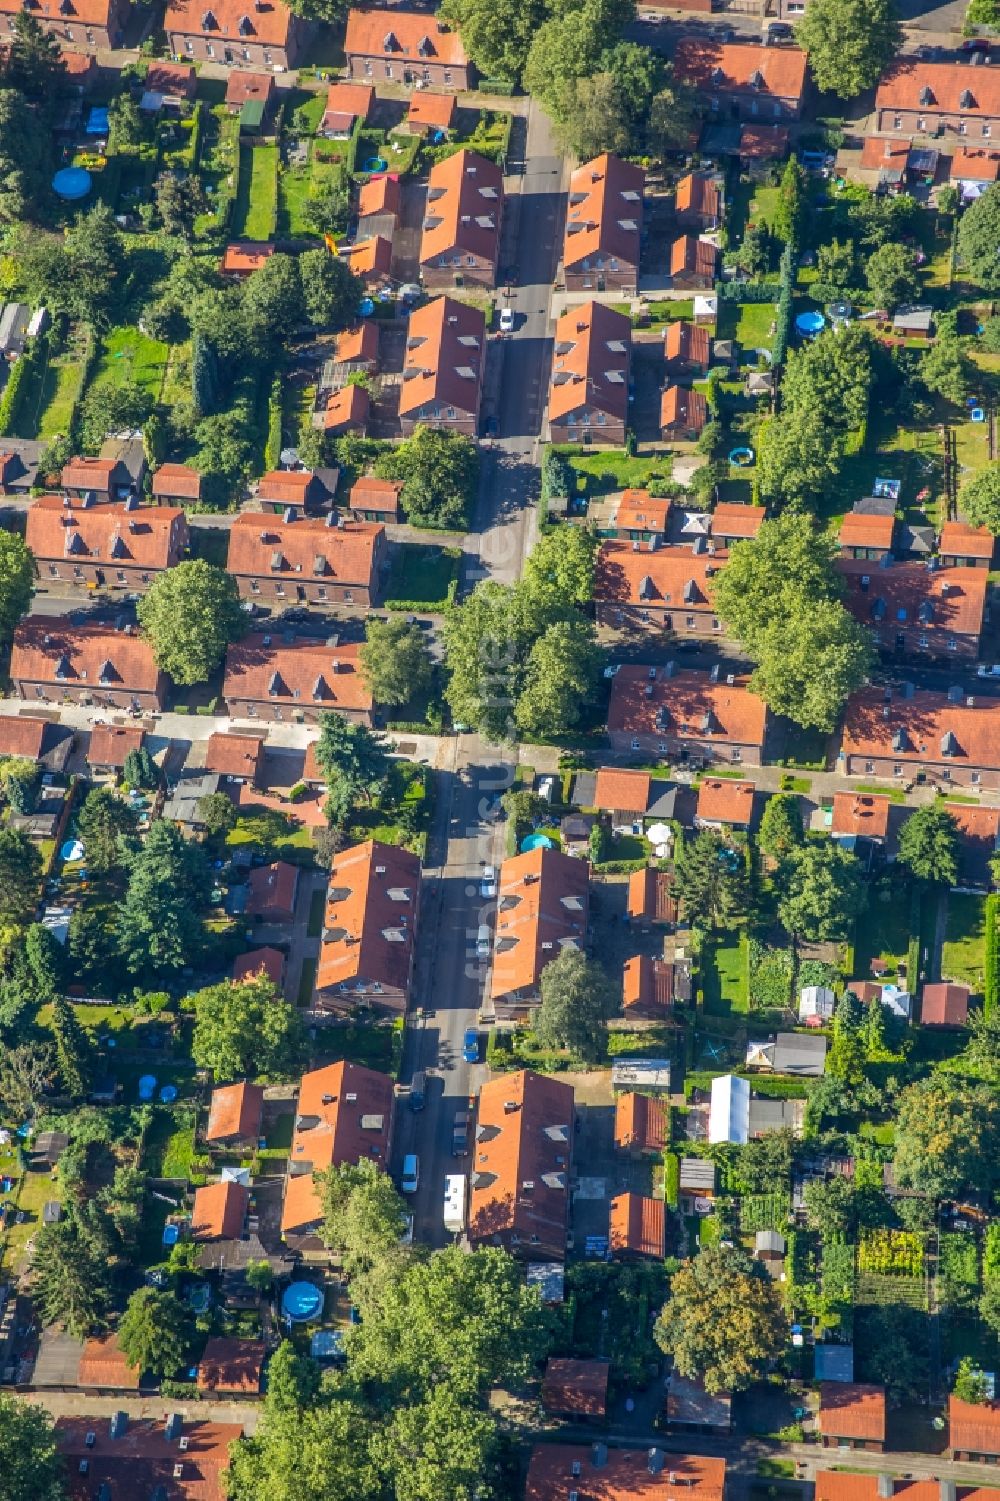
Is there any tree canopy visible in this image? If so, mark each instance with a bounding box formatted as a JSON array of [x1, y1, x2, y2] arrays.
[[795, 0, 901, 97], [958, 183, 1000, 291], [778, 841, 864, 942], [359, 617, 434, 708], [117, 1286, 193, 1378], [137, 560, 247, 685], [897, 803, 960, 886], [0, 533, 34, 649], [534, 947, 615, 1062], [894, 1077, 1000, 1198], [674, 830, 746, 930], [757, 793, 804, 860], [318, 1158, 409, 1278], [314, 715, 391, 827], [376, 426, 478, 531], [116, 819, 209, 979], [959, 462, 1000, 535], [654, 1245, 788, 1392], [0, 1393, 66, 1501], [191, 974, 302, 1080]]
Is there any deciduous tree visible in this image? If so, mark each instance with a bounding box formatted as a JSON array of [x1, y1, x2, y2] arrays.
[[440, 0, 547, 83], [796, 0, 901, 97], [674, 830, 746, 930], [894, 1076, 1000, 1198], [778, 841, 864, 941], [359, 617, 433, 707], [299, 249, 360, 330], [514, 617, 600, 736], [118, 1286, 192, 1378], [318, 1159, 409, 1277], [137, 559, 246, 684], [31, 1218, 110, 1338], [864, 241, 920, 310], [0, 532, 35, 648], [191, 975, 302, 1080], [958, 462, 1000, 534], [0, 827, 42, 927], [654, 1245, 787, 1392], [958, 182, 1000, 291], [376, 426, 478, 531], [0, 1392, 66, 1501], [757, 793, 804, 860], [315, 715, 391, 827], [534, 947, 615, 1062], [77, 787, 138, 874], [116, 820, 209, 979], [897, 803, 960, 886]]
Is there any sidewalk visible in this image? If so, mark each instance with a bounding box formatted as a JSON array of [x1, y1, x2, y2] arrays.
[[24, 1389, 261, 1434]]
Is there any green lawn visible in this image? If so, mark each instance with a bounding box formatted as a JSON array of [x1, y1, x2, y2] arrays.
[[559, 447, 672, 497], [297, 956, 318, 1008], [278, 148, 344, 239], [702, 937, 748, 1017], [92, 327, 169, 401], [227, 808, 314, 857], [385, 544, 460, 609], [854, 883, 911, 976], [941, 892, 987, 995], [13, 357, 82, 440], [307, 886, 325, 938], [736, 301, 778, 353], [140, 1107, 197, 1179], [233, 143, 278, 241]]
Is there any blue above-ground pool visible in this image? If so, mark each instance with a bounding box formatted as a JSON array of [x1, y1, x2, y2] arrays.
[[362, 156, 388, 173], [358, 297, 375, 317], [282, 1281, 324, 1323], [729, 446, 755, 468], [795, 309, 826, 337], [138, 1074, 157, 1101], [972, 408, 986, 423], [52, 167, 92, 202], [520, 833, 554, 853], [159, 1084, 178, 1103], [162, 1224, 180, 1247], [86, 106, 109, 135]]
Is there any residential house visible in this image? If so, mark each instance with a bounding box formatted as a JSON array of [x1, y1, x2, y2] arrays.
[[592, 767, 677, 830], [247, 860, 299, 923], [468, 1069, 575, 1260], [840, 685, 1000, 789], [950, 145, 1000, 199], [940, 520, 994, 568], [420, 149, 503, 289], [664, 320, 710, 377], [875, 58, 1000, 140], [164, 0, 309, 71], [817, 1475, 1000, 1501], [77, 1335, 141, 1392], [837, 560, 987, 659], [819, 1383, 887, 1451], [623, 954, 689, 1019], [0, 0, 131, 53], [346, 236, 393, 286], [608, 665, 769, 764], [614, 490, 671, 543], [56, 1416, 243, 1498], [140, 61, 196, 109], [223, 635, 373, 725], [944, 801, 1000, 886], [315, 840, 421, 1015], [226, 513, 388, 611], [615, 1092, 669, 1155], [0, 715, 72, 776], [27, 494, 188, 594], [281, 1059, 394, 1247], [526, 1447, 726, 1501], [319, 80, 374, 135], [548, 302, 631, 446], [232, 947, 285, 987], [830, 792, 891, 843], [491, 847, 589, 1018], [61, 455, 136, 500], [162, 771, 224, 831], [192, 1180, 249, 1242], [541, 1359, 610, 1421], [595, 542, 724, 634], [152, 462, 203, 504], [838, 511, 895, 561], [350, 476, 402, 522], [87, 723, 145, 776], [675, 172, 722, 229], [920, 982, 970, 1026], [670, 235, 718, 290], [225, 69, 274, 113], [406, 90, 457, 134], [0, 443, 43, 496], [399, 295, 485, 437], [710, 502, 766, 545], [748, 1032, 828, 1077], [204, 731, 265, 786], [661, 384, 708, 441], [709, 1072, 804, 1142], [358, 172, 401, 242], [345, 10, 470, 89], [11, 618, 167, 712], [221, 242, 274, 278], [563, 153, 645, 295], [627, 867, 679, 926], [610, 1192, 665, 1260], [61, 51, 97, 87], [257, 468, 327, 515], [197, 1338, 265, 1395], [950, 1397, 1000, 1462], [333, 322, 380, 373], [695, 777, 755, 829], [205, 1081, 265, 1149], [317, 384, 370, 436], [674, 38, 808, 121]]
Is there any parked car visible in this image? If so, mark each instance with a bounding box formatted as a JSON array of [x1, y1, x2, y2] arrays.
[[452, 1110, 470, 1156], [409, 1070, 427, 1111], [499, 306, 515, 333], [463, 1028, 480, 1064], [480, 866, 497, 900], [401, 1153, 420, 1193], [978, 664, 1000, 678]]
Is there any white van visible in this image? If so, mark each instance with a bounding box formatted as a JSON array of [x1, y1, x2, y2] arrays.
[[401, 1154, 419, 1194], [476, 924, 491, 958]]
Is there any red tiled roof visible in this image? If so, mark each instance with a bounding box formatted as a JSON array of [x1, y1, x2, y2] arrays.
[[192, 1181, 248, 1241], [204, 731, 265, 780], [257, 468, 315, 505], [334, 322, 380, 364], [206, 1081, 265, 1143], [491, 847, 590, 1002], [627, 867, 678, 922], [711, 502, 766, 540], [674, 37, 807, 102], [541, 1358, 610, 1418], [165, 0, 295, 48], [615, 1090, 669, 1152], [358, 174, 401, 220], [671, 236, 718, 280], [0, 716, 48, 760], [57, 1417, 242, 1501], [617, 490, 671, 534], [78, 1334, 140, 1390], [837, 559, 987, 643], [622, 955, 678, 1016], [818, 1383, 886, 1442], [676, 173, 721, 218], [468, 1069, 575, 1248], [322, 81, 374, 127], [399, 295, 485, 421], [62, 52, 96, 76], [817, 1474, 1000, 1501], [225, 70, 274, 107], [145, 62, 196, 97], [610, 1192, 665, 1258], [320, 384, 370, 433], [920, 981, 970, 1027], [221, 243, 274, 275], [421, 149, 502, 270], [740, 124, 790, 159], [59, 457, 115, 493], [951, 147, 1000, 182], [246, 860, 299, 920], [345, 8, 468, 67], [951, 1397, 1000, 1456], [841, 687, 1000, 771], [940, 520, 995, 559], [350, 476, 403, 514], [550, 302, 631, 424], [316, 839, 421, 995], [282, 1059, 394, 1233], [661, 384, 708, 432], [27, 494, 186, 571], [697, 777, 755, 826], [11, 617, 164, 698], [526, 1447, 726, 1501], [860, 136, 910, 171], [408, 91, 457, 129], [346, 236, 393, 280], [944, 801, 1000, 844], [223, 635, 373, 716], [152, 462, 202, 500], [232, 947, 285, 988], [664, 320, 710, 366], [227, 512, 383, 585], [564, 153, 645, 275], [609, 665, 768, 748], [838, 512, 895, 550], [596, 540, 724, 612], [196, 1337, 264, 1394], [594, 767, 651, 813], [830, 792, 891, 839], [88, 723, 145, 769], [876, 57, 1000, 119]]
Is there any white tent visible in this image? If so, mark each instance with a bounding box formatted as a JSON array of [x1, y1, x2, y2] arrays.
[[799, 985, 835, 1023], [709, 1074, 750, 1145]]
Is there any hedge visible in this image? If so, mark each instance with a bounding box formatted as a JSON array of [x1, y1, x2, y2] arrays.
[[0, 330, 47, 436], [264, 371, 282, 471], [986, 893, 999, 1018], [716, 281, 781, 303], [664, 1151, 680, 1208]]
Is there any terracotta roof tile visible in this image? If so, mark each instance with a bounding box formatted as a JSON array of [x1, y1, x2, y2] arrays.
[[676, 172, 721, 218], [77, 1334, 140, 1390], [740, 124, 790, 159], [56, 1416, 241, 1501], [920, 981, 969, 1026], [282, 1059, 394, 1233], [837, 560, 987, 643], [346, 236, 393, 281], [838, 512, 896, 550], [526, 1446, 726, 1501], [615, 1091, 669, 1152], [221, 242, 274, 276], [58, 457, 115, 494], [697, 778, 755, 826], [11, 617, 165, 698], [223, 635, 373, 716], [711, 502, 766, 540], [622, 954, 682, 1016], [627, 867, 679, 922], [350, 476, 403, 514], [609, 665, 768, 748], [196, 1337, 264, 1394], [0, 716, 48, 760], [246, 860, 299, 920], [468, 1069, 575, 1248], [145, 62, 196, 96], [541, 1358, 610, 1417], [257, 468, 316, 505], [564, 153, 644, 275], [596, 540, 724, 612], [192, 1181, 249, 1241], [671, 235, 718, 280], [87, 724, 145, 768], [610, 1191, 665, 1258], [594, 767, 651, 813], [940, 520, 995, 559], [399, 295, 485, 421], [345, 9, 468, 68], [232, 947, 285, 987], [225, 70, 274, 107], [421, 149, 502, 271], [206, 1081, 265, 1143], [817, 1474, 1000, 1501], [675, 37, 807, 102], [204, 731, 265, 780], [951, 147, 1000, 182], [664, 320, 710, 366], [316, 839, 420, 994], [27, 494, 186, 571], [661, 384, 707, 431], [358, 174, 400, 220], [334, 322, 380, 363], [943, 800, 1000, 846], [550, 302, 631, 424], [320, 384, 370, 433], [408, 91, 457, 128], [491, 847, 590, 1002], [616, 490, 671, 534], [165, 0, 296, 48], [876, 57, 1000, 119], [841, 687, 1000, 771], [818, 1383, 886, 1442], [950, 1397, 1000, 1456], [322, 81, 374, 128], [152, 462, 203, 500], [831, 792, 891, 839], [860, 136, 910, 171]]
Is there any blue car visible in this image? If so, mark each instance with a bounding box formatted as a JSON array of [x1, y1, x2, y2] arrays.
[[463, 1028, 480, 1064]]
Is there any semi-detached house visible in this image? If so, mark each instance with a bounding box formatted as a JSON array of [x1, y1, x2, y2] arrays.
[[468, 1069, 575, 1261], [563, 153, 644, 294], [399, 295, 485, 436], [164, 0, 309, 70], [875, 57, 1000, 140], [345, 9, 470, 89], [420, 149, 503, 290], [840, 685, 1000, 790], [595, 540, 725, 634], [607, 664, 769, 766], [674, 38, 808, 121], [548, 303, 631, 447], [491, 847, 589, 1021], [27, 494, 188, 595], [0, 0, 130, 52], [226, 513, 388, 610], [223, 634, 373, 724], [11, 617, 167, 712], [315, 839, 421, 1015]]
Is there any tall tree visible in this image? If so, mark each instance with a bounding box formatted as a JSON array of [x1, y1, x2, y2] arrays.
[[894, 1077, 1000, 1198], [376, 426, 478, 531], [522, 526, 598, 609], [0, 757, 40, 815], [122, 745, 158, 789], [359, 618, 433, 708], [654, 1245, 787, 1393], [958, 183, 1000, 291], [796, 0, 901, 98], [377, 1384, 496, 1501], [958, 462, 1000, 535], [138, 560, 246, 685], [778, 841, 864, 942], [0, 533, 34, 649], [241, 254, 305, 353], [0, 827, 42, 928], [440, 0, 547, 83], [0, 89, 50, 226], [534, 948, 615, 1062], [318, 1158, 409, 1278], [514, 617, 600, 736], [674, 830, 746, 930], [298, 249, 361, 330], [50, 996, 96, 1099], [63, 203, 129, 327], [117, 1287, 192, 1378], [6, 12, 65, 99], [116, 820, 209, 979], [227, 1391, 378, 1501], [897, 803, 960, 886], [0, 1393, 66, 1501], [757, 793, 804, 860], [314, 715, 391, 827], [76, 787, 138, 874], [865, 242, 920, 311], [0, 1041, 54, 1120], [191, 975, 302, 1080], [772, 156, 805, 245], [31, 1218, 110, 1338]]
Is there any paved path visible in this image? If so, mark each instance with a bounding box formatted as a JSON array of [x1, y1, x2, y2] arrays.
[[23, 1389, 260, 1435]]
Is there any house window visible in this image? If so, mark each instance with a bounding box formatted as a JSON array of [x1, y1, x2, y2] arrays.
[[141, 573, 149, 584], [206, 42, 214, 55], [750, 99, 759, 116], [772, 102, 780, 118], [960, 122, 968, 135], [631, 738, 640, 751], [444, 69, 452, 83], [685, 615, 695, 628], [918, 633, 929, 648], [918, 117, 926, 131], [48, 565, 59, 578], [865, 760, 875, 774], [385, 63, 393, 77], [984, 125, 992, 138], [273, 707, 283, 720], [364, 60, 373, 74], [73, 567, 83, 579], [658, 743, 668, 753], [344, 591, 354, 603], [972, 770, 982, 785], [263, 49, 271, 62], [275, 585, 285, 597], [941, 767, 951, 781], [85, 27, 93, 40], [712, 617, 721, 630], [246, 704, 257, 717], [250, 580, 260, 593], [185, 38, 194, 51], [893, 114, 902, 129], [731, 747, 742, 763], [116, 571, 127, 583], [947, 637, 959, 650], [317, 587, 327, 600], [893, 764, 902, 777]]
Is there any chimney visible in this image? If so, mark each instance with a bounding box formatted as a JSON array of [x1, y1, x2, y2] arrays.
[[877, 1478, 894, 1500]]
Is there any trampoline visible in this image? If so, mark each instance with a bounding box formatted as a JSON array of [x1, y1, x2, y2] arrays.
[[728, 447, 755, 467], [60, 839, 84, 863], [795, 310, 826, 337], [282, 1281, 324, 1323], [188, 1283, 211, 1314], [137, 1074, 157, 1101], [361, 156, 388, 173], [520, 833, 554, 853], [52, 167, 92, 201]]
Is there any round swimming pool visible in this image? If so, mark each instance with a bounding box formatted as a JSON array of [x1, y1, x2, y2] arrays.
[[520, 833, 554, 853], [361, 156, 388, 173], [795, 309, 826, 337], [282, 1281, 324, 1322], [52, 167, 92, 201], [728, 447, 755, 468]]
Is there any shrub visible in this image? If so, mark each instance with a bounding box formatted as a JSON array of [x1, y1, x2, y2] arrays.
[[985, 893, 999, 1018], [748, 941, 794, 1011], [984, 1222, 1000, 1283], [664, 1151, 680, 1208]]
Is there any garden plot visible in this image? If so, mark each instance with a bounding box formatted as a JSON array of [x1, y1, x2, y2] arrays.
[[233, 143, 278, 241]]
